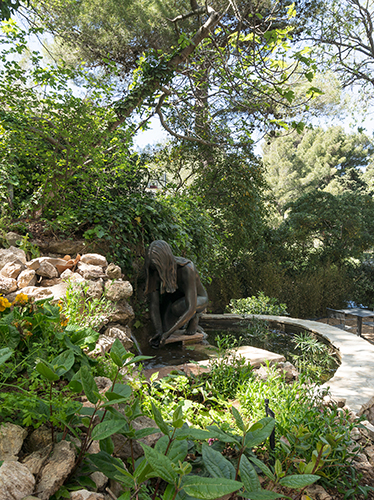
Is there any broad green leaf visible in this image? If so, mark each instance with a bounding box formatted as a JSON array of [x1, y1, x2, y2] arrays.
[[0, 347, 13, 366], [181, 476, 243, 500], [232, 406, 245, 432], [168, 438, 188, 464], [172, 405, 184, 428], [110, 338, 131, 367], [91, 418, 126, 441], [36, 360, 60, 381], [105, 383, 132, 401], [134, 457, 153, 483], [163, 483, 177, 500], [99, 436, 114, 455], [88, 451, 127, 481], [117, 492, 131, 500], [134, 428, 159, 440], [142, 444, 178, 484], [175, 427, 215, 441], [124, 355, 153, 366], [206, 425, 240, 444], [279, 474, 320, 489], [155, 435, 169, 454], [80, 365, 99, 405], [202, 443, 236, 480], [244, 418, 275, 449], [51, 349, 75, 376], [151, 402, 170, 436], [243, 491, 287, 499], [248, 456, 276, 482], [239, 454, 261, 492]]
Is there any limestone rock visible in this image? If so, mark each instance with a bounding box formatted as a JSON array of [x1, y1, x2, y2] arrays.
[[35, 239, 86, 256], [0, 461, 35, 500], [109, 301, 135, 325], [89, 335, 115, 356], [364, 445, 374, 466], [48, 282, 69, 302], [26, 426, 53, 453], [5, 231, 23, 246], [113, 416, 161, 461], [36, 260, 58, 278], [106, 263, 122, 280], [17, 269, 37, 289], [22, 444, 53, 475], [39, 277, 62, 287], [94, 377, 113, 394], [70, 490, 105, 500], [0, 246, 26, 270], [81, 253, 108, 267], [105, 280, 133, 302], [0, 275, 17, 294], [0, 423, 28, 461], [0, 260, 25, 279], [104, 324, 133, 350], [305, 484, 332, 500], [77, 262, 106, 280], [35, 440, 76, 500], [60, 268, 85, 283], [277, 361, 299, 381], [14, 286, 53, 301], [86, 279, 104, 299], [90, 471, 108, 491], [360, 420, 374, 441]]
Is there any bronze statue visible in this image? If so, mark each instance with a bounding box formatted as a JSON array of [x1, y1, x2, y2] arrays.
[[144, 240, 209, 348]]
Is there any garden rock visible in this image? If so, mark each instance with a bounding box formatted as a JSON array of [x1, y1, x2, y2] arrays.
[[36, 260, 58, 278], [112, 416, 161, 461], [17, 269, 37, 288], [305, 484, 332, 500], [0, 275, 17, 294], [22, 444, 53, 475], [35, 239, 86, 256], [104, 324, 133, 349], [13, 286, 53, 301], [0, 423, 28, 461], [35, 440, 76, 500], [90, 471, 108, 490], [90, 335, 116, 355], [277, 361, 299, 381], [0, 246, 26, 270], [360, 420, 374, 441], [106, 262, 122, 279], [39, 277, 62, 287], [364, 445, 374, 466], [94, 376, 112, 393], [86, 279, 104, 299], [0, 461, 36, 500], [109, 301, 135, 325], [5, 231, 23, 246], [0, 260, 25, 279], [26, 426, 53, 453], [81, 253, 108, 267], [77, 262, 106, 280], [60, 268, 85, 283], [70, 490, 105, 500], [105, 280, 133, 302]]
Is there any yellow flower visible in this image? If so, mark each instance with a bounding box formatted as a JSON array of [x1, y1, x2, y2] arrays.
[[60, 317, 69, 327], [12, 293, 29, 306], [0, 296, 11, 312]]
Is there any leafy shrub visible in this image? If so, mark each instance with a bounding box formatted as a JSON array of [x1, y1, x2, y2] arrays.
[[227, 291, 288, 315]]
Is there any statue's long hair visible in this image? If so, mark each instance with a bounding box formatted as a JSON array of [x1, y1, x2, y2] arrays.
[[144, 240, 177, 295]]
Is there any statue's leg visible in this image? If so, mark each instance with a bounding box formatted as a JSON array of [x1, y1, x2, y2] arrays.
[[185, 313, 199, 335]]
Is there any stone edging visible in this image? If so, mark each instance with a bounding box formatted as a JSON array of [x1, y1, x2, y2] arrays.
[[200, 313, 374, 416]]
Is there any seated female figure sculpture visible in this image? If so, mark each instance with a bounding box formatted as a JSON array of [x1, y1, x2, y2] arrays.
[[144, 240, 209, 348]]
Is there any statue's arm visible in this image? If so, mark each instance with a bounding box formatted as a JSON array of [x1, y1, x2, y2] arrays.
[[149, 290, 163, 336], [161, 267, 197, 343]]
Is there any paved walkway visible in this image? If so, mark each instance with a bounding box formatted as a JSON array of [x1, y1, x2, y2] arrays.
[[201, 314, 374, 416]]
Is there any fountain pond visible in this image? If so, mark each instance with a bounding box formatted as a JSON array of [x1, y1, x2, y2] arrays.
[[140, 317, 340, 382]]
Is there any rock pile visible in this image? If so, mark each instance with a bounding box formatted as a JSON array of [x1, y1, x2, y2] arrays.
[[0, 245, 135, 352]]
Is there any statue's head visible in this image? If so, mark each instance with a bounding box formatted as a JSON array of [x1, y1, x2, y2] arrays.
[[144, 240, 177, 295]]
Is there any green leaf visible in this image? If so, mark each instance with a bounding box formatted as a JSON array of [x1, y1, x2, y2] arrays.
[[248, 456, 276, 482], [134, 428, 159, 440], [105, 383, 132, 401], [99, 436, 114, 455], [35, 360, 60, 381], [0, 347, 13, 366], [202, 443, 236, 480], [181, 476, 243, 500], [172, 405, 184, 428], [110, 338, 131, 367], [142, 444, 178, 484], [244, 418, 275, 449], [80, 365, 99, 405], [232, 406, 245, 432], [279, 474, 320, 489], [91, 418, 126, 441], [239, 454, 261, 492], [168, 438, 188, 464], [163, 483, 177, 500], [206, 425, 240, 444], [51, 349, 75, 376], [151, 402, 170, 436], [88, 451, 127, 481], [175, 427, 215, 441]]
